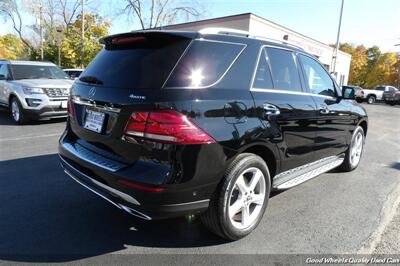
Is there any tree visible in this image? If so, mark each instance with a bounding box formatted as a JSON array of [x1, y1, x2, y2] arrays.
[[41, 13, 110, 68], [346, 45, 368, 86], [122, 0, 203, 29], [0, 34, 29, 59], [365, 52, 398, 87], [0, 0, 34, 51]]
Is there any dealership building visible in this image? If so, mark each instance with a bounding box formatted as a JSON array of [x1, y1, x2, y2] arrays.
[[164, 13, 351, 85]]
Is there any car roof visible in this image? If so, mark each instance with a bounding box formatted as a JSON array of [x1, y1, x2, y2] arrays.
[[0, 60, 56, 66], [100, 29, 305, 53]]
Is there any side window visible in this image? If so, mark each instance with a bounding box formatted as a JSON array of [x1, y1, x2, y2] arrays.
[[252, 49, 273, 89], [166, 40, 245, 88], [265, 48, 301, 92], [375, 87, 385, 91], [0, 64, 9, 78], [299, 54, 336, 97]]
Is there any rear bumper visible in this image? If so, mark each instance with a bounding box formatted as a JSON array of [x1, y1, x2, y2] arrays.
[[58, 137, 214, 220], [60, 156, 210, 220]]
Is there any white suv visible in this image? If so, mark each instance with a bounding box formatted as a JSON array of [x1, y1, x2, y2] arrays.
[[0, 60, 74, 124]]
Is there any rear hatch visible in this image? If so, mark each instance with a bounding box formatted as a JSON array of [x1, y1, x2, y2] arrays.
[[67, 31, 196, 162]]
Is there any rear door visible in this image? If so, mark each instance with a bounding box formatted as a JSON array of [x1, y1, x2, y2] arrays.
[[0, 63, 10, 105], [298, 54, 353, 160], [250, 47, 318, 172]]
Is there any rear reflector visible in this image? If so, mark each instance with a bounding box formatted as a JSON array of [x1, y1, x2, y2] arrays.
[[117, 179, 165, 193], [123, 110, 215, 144], [67, 98, 75, 118]]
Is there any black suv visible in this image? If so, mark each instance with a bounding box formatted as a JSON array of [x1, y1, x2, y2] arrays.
[[59, 29, 368, 240]]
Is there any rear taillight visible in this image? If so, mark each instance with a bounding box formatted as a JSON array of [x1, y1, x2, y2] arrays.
[[67, 98, 75, 118], [123, 110, 215, 144]]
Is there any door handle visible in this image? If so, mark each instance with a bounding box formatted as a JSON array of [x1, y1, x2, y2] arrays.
[[319, 105, 330, 114], [263, 103, 280, 115]]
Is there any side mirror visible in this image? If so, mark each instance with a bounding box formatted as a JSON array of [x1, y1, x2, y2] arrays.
[[342, 87, 355, 100], [0, 74, 5, 80]]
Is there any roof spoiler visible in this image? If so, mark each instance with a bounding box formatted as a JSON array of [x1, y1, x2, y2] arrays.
[[99, 30, 199, 45]]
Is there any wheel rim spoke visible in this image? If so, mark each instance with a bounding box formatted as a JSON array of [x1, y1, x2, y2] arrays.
[[229, 199, 244, 218], [250, 194, 264, 205], [235, 175, 248, 194], [248, 170, 262, 191], [241, 205, 250, 227]]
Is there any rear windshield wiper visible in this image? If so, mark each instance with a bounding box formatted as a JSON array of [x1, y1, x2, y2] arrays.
[[79, 75, 104, 85]]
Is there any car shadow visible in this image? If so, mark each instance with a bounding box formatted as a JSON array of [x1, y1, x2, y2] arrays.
[[0, 108, 66, 126], [0, 154, 227, 263]]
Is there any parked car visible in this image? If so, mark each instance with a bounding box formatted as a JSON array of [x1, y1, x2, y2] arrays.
[[59, 29, 368, 240], [382, 86, 400, 105], [359, 85, 397, 104], [343, 85, 364, 103], [0, 60, 74, 124], [63, 68, 84, 79]]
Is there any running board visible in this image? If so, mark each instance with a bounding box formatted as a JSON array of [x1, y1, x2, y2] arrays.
[[273, 155, 344, 190]]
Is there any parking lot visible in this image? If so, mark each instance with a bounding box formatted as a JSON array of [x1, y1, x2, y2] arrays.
[[0, 103, 399, 263]]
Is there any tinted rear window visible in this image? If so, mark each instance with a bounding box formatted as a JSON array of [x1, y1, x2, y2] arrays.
[[166, 40, 245, 88], [80, 35, 190, 89]]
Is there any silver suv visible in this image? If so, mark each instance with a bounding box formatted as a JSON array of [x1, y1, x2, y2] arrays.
[[0, 60, 73, 124]]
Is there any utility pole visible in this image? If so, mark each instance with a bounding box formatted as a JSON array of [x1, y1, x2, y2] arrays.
[[80, 0, 85, 68], [39, 5, 44, 61], [395, 44, 400, 88], [331, 0, 344, 78]]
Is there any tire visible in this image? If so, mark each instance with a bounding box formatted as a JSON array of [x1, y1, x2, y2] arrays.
[[339, 126, 365, 172], [10, 97, 28, 124], [367, 95, 376, 104], [356, 98, 363, 103], [201, 153, 271, 240]]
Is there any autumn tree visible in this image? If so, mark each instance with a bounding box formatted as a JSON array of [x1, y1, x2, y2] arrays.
[[365, 52, 398, 87], [348, 45, 368, 86], [0, 34, 29, 59], [41, 13, 110, 68], [122, 0, 203, 29]]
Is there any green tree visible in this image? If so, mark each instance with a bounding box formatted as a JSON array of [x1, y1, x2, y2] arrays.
[[40, 13, 110, 68], [0, 34, 29, 59], [365, 52, 398, 87], [347, 45, 368, 86]]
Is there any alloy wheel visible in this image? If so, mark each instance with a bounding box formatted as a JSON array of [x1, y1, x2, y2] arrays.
[[228, 167, 266, 230], [350, 131, 363, 167], [11, 100, 20, 122]]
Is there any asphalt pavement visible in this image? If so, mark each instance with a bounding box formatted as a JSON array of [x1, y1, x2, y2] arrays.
[[0, 103, 399, 264]]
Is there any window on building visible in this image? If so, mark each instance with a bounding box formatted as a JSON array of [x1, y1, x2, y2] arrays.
[[265, 48, 301, 92], [299, 54, 336, 97]]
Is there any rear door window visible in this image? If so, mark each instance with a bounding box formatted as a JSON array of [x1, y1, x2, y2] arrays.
[[265, 48, 302, 92], [166, 40, 245, 88]]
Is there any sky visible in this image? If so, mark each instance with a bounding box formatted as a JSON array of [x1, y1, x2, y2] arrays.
[[1, 0, 400, 52]]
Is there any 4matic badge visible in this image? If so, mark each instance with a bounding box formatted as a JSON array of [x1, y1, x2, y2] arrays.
[[129, 94, 146, 100]]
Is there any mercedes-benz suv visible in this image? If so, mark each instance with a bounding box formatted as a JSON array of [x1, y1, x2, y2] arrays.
[[58, 29, 368, 240], [0, 60, 73, 124]]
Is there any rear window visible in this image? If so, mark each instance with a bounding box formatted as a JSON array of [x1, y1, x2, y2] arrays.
[[166, 40, 245, 88], [80, 35, 190, 89]]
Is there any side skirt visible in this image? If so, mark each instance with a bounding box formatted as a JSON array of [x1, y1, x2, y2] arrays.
[[272, 155, 344, 190]]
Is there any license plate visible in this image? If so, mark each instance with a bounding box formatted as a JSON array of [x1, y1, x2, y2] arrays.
[[60, 101, 67, 108], [84, 110, 105, 133]]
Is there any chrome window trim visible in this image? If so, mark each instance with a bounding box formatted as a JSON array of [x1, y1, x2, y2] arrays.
[[163, 38, 247, 89], [250, 87, 336, 100]]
